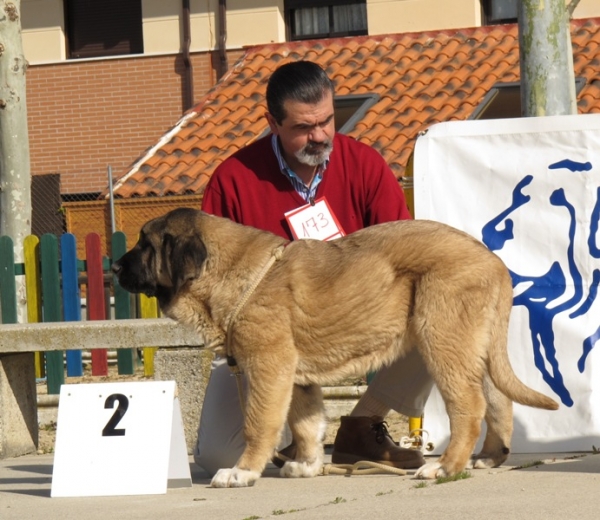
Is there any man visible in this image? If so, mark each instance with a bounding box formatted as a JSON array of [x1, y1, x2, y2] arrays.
[[194, 60, 433, 476]]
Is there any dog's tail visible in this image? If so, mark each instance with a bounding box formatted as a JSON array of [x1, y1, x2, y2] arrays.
[[487, 275, 559, 411]]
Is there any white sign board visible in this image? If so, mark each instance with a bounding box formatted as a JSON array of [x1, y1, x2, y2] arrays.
[[51, 381, 191, 497], [414, 113, 600, 453]]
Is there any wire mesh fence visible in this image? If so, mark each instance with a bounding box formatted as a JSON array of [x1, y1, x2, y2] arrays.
[[30, 167, 414, 258], [31, 172, 202, 259]]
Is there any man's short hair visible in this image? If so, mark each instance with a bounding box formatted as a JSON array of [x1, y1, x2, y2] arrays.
[[266, 61, 335, 125]]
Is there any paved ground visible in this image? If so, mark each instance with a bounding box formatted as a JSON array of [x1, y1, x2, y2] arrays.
[[2, 450, 600, 520]]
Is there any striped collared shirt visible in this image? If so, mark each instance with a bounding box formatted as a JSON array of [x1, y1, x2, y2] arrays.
[[271, 134, 328, 203]]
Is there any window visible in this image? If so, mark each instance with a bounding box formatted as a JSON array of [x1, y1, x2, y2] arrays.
[[470, 79, 586, 120], [335, 94, 379, 133], [286, 1, 368, 41], [65, 0, 143, 59], [481, 0, 518, 25], [470, 82, 521, 119]]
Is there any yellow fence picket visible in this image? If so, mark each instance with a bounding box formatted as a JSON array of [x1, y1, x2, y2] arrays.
[[23, 235, 44, 378], [139, 294, 159, 376]]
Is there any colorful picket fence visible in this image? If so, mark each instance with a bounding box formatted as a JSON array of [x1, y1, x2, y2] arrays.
[[0, 232, 159, 394]]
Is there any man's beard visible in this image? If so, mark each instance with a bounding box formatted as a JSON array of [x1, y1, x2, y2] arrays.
[[295, 140, 333, 167]]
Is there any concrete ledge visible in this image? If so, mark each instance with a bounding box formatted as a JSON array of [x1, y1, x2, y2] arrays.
[[0, 353, 38, 459], [0, 318, 202, 459], [0, 319, 406, 459], [153, 349, 215, 454], [0, 318, 201, 353]]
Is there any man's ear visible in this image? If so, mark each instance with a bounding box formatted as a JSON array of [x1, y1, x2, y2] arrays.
[[265, 112, 279, 135]]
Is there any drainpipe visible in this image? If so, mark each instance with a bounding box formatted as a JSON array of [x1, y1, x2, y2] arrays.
[[217, 0, 228, 80], [182, 0, 194, 110]]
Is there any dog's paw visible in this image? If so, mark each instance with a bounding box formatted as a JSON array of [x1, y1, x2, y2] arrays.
[[414, 462, 447, 480], [469, 453, 507, 469], [280, 459, 322, 478], [472, 458, 493, 469], [210, 467, 261, 488]]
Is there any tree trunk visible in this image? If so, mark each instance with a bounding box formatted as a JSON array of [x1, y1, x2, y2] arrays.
[[518, 0, 578, 116], [0, 0, 32, 320]]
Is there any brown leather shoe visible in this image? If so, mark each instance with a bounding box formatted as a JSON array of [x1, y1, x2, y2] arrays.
[[272, 442, 297, 468], [332, 415, 425, 469]]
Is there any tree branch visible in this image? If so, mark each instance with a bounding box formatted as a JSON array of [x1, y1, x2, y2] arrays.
[[566, 0, 581, 19]]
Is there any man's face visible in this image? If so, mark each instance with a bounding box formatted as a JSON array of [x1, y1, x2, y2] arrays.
[[267, 90, 335, 168]]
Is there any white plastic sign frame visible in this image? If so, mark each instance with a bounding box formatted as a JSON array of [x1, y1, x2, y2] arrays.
[[51, 380, 191, 497]]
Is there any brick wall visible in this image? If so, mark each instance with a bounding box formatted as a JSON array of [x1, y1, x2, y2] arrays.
[[26, 49, 245, 195]]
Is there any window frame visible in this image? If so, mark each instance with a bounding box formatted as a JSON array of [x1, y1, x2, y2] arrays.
[[481, 0, 518, 26], [285, 0, 368, 42], [335, 94, 379, 133], [64, 0, 144, 60], [470, 79, 587, 120]]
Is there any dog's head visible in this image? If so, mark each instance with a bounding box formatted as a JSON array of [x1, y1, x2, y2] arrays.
[[112, 207, 208, 307]]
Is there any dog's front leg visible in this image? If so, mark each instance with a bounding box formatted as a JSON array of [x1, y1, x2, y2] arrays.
[[280, 384, 325, 478], [210, 364, 295, 488]]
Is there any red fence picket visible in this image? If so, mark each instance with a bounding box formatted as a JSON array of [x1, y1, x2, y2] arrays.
[[85, 232, 109, 376]]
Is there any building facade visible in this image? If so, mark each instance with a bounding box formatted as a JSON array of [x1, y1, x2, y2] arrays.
[[22, 0, 600, 197]]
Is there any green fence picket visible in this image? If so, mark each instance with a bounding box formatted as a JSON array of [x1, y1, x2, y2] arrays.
[[41, 233, 65, 394], [0, 236, 18, 325]]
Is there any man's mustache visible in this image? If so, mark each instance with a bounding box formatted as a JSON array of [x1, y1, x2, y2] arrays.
[[305, 141, 332, 154]]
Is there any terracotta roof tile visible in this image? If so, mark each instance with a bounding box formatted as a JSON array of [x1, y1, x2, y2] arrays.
[[111, 18, 600, 198]]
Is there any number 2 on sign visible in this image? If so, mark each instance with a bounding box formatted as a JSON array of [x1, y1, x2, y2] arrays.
[[102, 393, 129, 437]]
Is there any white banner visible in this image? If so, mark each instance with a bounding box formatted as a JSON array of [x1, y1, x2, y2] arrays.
[[414, 114, 600, 453]]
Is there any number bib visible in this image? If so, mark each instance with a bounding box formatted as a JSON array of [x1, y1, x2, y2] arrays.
[[284, 197, 345, 241]]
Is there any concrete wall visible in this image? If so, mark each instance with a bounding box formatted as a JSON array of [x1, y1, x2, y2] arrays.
[[368, 0, 482, 35]]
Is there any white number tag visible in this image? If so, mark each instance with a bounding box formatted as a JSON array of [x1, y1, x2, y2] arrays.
[[284, 197, 345, 241]]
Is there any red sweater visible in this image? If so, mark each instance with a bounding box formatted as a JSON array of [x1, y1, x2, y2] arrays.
[[201, 134, 411, 239]]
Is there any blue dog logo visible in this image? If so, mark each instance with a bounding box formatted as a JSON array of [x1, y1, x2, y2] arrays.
[[482, 159, 600, 407]]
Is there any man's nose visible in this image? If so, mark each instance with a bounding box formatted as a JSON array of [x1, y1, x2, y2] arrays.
[[309, 125, 327, 143]]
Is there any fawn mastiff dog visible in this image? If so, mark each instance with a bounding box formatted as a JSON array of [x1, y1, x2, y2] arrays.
[[112, 207, 558, 488]]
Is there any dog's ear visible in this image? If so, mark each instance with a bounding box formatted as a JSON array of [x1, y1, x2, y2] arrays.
[[161, 232, 207, 294]]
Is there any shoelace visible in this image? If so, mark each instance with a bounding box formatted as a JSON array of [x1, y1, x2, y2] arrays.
[[370, 420, 393, 444]]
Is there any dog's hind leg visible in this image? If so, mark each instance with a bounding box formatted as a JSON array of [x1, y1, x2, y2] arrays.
[[469, 374, 512, 469], [280, 384, 325, 478], [211, 362, 296, 488], [412, 330, 487, 477], [416, 378, 487, 479], [413, 319, 488, 480]]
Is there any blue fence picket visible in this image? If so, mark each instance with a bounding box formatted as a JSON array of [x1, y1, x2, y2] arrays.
[[61, 233, 83, 377]]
